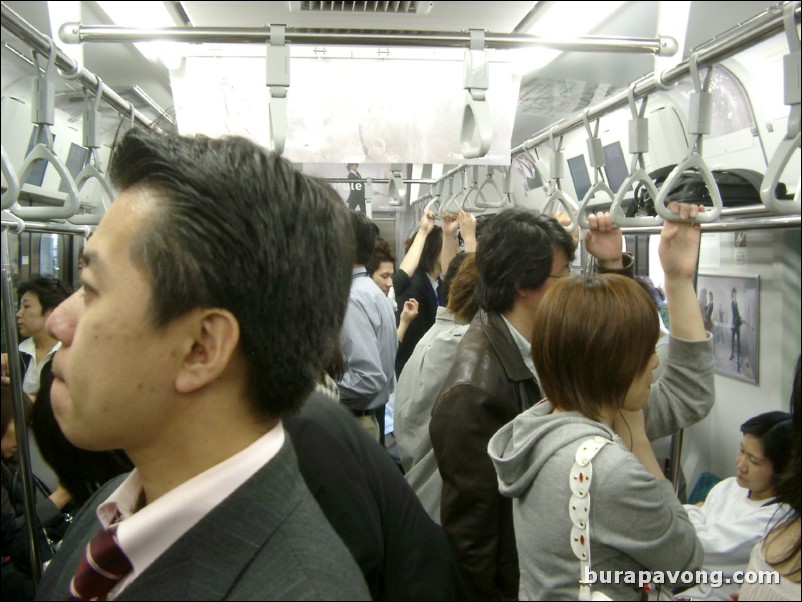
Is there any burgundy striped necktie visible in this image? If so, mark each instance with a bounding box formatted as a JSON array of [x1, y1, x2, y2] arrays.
[[68, 525, 132, 601]]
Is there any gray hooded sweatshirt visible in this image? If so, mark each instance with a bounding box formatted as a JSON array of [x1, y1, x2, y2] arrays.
[[488, 401, 703, 601]]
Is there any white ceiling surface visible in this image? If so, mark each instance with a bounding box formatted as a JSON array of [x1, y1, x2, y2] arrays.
[[0, 1, 784, 150]]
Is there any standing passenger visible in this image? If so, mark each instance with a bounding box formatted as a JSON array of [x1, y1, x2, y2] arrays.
[[35, 130, 369, 601], [338, 211, 397, 443]]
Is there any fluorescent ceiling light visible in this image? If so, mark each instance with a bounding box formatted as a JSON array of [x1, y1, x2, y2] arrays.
[[513, 0, 626, 76], [97, 1, 183, 69]]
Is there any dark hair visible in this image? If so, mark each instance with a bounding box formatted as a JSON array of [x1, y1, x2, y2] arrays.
[[109, 129, 355, 419], [1, 383, 33, 440], [769, 356, 801, 576], [531, 274, 659, 420], [446, 253, 480, 324], [351, 211, 377, 266], [31, 364, 133, 505], [634, 276, 665, 311], [475, 208, 576, 313], [18, 276, 73, 314], [740, 411, 793, 486], [419, 225, 443, 275], [438, 252, 468, 307], [366, 238, 395, 276]]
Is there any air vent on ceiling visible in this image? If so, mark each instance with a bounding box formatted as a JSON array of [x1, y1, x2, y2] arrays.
[[291, 1, 431, 14]]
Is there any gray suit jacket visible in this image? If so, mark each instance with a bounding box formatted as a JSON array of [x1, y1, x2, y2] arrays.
[[36, 439, 370, 601]]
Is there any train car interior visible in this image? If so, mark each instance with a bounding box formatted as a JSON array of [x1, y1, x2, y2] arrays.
[[1, 0, 800, 594]]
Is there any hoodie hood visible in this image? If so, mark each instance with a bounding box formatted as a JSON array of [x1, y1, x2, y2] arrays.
[[488, 400, 616, 498]]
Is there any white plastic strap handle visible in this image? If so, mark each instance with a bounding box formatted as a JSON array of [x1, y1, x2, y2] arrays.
[[577, 111, 615, 229], [543, 128, 579, 233], [655, 53, 722, 223], [462, 166, 489, 213], [760, 2, 801, 215], [1, 146, 20, 210], [267, 24, 290, 155], [461, 29, 492, 159], [440, 175, 462, 215], [71, 78, 114, 226], [12, 40, 81, 220], [610, 85, 662, 227]]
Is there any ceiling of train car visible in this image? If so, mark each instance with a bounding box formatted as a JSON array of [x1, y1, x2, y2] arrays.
[[0, 0, 784, 153]]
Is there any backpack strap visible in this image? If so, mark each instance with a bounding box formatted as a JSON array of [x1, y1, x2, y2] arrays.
[[571, 435, 612, 601]]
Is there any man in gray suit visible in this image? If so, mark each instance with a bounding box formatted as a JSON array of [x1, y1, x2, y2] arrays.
[[36, 130, 369, 600]]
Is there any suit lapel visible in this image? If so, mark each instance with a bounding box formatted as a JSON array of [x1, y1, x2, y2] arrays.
[[118, 440, 306, 600]]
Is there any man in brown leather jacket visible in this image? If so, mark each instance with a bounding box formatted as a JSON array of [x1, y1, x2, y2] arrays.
[[430, 209, 628, 600]]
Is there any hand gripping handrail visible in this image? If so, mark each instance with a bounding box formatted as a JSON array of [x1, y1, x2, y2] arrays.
[[1, 146, 20, 210], [760, 2, 801, 215], [473, 166, 507, 208], [577, 110, 616, 229], [11, 41, 81, 220], [461, 166, 488, 213], [70, 78, 113, 226], [266, 24, 289, 155], [542, 128, 579, 233], [610, 85, 663, 227], [655, 53, 722, 223], [461, 29, 492, 159]]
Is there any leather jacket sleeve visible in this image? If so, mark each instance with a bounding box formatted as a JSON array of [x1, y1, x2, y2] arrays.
[[430, 382, 519, 600]]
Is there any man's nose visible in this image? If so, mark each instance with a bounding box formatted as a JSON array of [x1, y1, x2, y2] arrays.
[[46, 289, 82, 346]]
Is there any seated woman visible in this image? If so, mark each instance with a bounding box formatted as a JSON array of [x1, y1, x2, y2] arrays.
[[680, 411, 792, 600], [741, 357, 801, 600], [489, 272, 702, 600]]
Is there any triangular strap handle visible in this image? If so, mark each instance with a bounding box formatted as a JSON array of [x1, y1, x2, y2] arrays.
[[577, 180, 616, 229], [610, 168, 663, 227], [474, 170, 505, 208], [12, 142, 81, 219], [441, 176, 464, 215], [761, 131, 800, 215], [68, 163, 114, 225], [461, 91, 492, 159], [654, 153, 722, 223], [1, 146, 20, 210], [544, 186, 578, 234]]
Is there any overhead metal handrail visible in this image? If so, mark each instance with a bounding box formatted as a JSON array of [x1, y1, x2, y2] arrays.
[[577, 110, 616, 229], [654, 53, 723, 224], [510, 3, 801, 161], [617, 213, 800, 235], [760, 1, 801, 215], [69, 77, 114, 226], [461, 30, 492, 159], [610, 85, 663, 227], [1, 146, 20, 209], [58, 22, 677, 55], [11, 42, 81, 220], [0, 4, 154, 128], [1, 218, 92, 236], [542, 129, 579, 233]]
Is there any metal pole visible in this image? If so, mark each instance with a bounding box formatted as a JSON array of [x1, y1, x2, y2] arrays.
[[510, 2, 801, 159], [0, 226, 43, 583], [0, 3, 153, 128], [57, 23, 676, 55], [0, 220, 92, 237], [619, 214, 801, 235]]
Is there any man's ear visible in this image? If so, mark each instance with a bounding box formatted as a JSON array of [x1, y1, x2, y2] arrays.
[[175, 309, 240, 394]]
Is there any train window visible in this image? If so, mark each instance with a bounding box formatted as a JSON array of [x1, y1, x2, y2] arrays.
[[59, 143, 89, 193], [23, 126, 55, 186], [39, 234, 61, 276], [567, 154, 591, 200], [602, 142, 629, 193]]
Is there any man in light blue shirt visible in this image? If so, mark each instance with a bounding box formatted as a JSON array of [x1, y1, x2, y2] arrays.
[[338, 212, 397, 442]]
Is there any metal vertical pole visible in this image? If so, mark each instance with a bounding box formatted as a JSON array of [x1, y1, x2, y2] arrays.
[[1, 226, 43, 583]]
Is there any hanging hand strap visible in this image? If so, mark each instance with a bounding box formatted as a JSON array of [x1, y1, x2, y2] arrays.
[[654, 53, 722, 223], [577, 110, 616, 229], [543, 127, 579, 233], [610, 84, 663, 227]]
